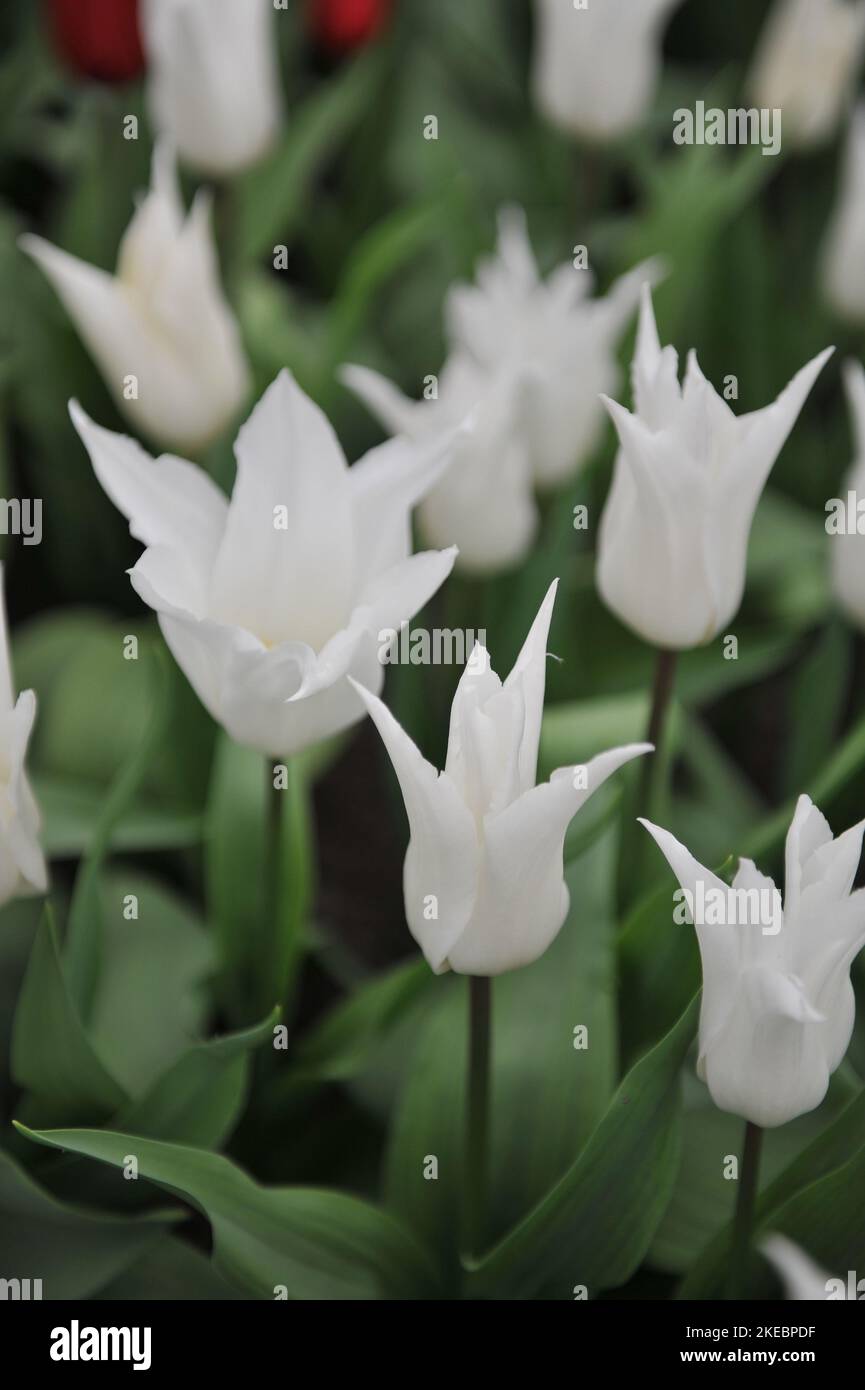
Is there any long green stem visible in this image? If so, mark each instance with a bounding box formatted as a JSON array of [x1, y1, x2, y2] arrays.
[[464, 975, 492, 1262], [727, 1120, 763, 1299], [639, 647, 678, 813], [264, 757, 285, 994], [619, 647, 679, 910]]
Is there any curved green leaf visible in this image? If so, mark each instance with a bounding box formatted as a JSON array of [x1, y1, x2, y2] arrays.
[[64, 649, 170, 1017], [11, 910, 126, 1124], [113, 1009, 280, 1149], [14, 1125, 437, 1301], [0, 1148, 178, 1301], [468, 996, 698, 1300]]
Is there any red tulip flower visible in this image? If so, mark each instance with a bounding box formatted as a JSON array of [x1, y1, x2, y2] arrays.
[[308, 0, 394, 54], [47, 0, 145, 83]]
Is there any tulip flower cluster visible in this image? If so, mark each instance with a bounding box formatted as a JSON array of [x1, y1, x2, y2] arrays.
[[345, 208, 657, 573]]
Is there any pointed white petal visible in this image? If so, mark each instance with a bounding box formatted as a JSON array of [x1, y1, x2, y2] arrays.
[[734, 348, 834, 502], [340, 364, 422, 438], [448, 743, 651, 975], [348, 428, 463, 585], [289, 547, 458, 704], [349, 680, 478, 973], [784, 793, 834, 918], [503, 579, 559, 795], [4, 690, 48, 894], [69, 402, 228, 590], [639, 817, 743, 1063], [209, 371, 355, 650]]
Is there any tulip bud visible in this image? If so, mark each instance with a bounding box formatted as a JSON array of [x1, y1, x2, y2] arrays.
[[596, 287, 832, 649], [830, 361, 865, 628], [0, 567, 48, 909], [749, 0, 865, 150], [352, 582, 652, 976], [70, 370, 460, 757], [821, 106, 865, 323], [308, 0, 393, 53], [21, 145, 250, 455], [531, 0, 683, 143], [641, 796, 865, 1128], [344, 207, 657, 574], [140, 0, 282, 176], [46, 0, 145, 83]]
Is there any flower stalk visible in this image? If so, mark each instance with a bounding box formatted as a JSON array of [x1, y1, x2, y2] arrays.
[[727, 1121, 763, 1299], [464, 976, 492, 1263]]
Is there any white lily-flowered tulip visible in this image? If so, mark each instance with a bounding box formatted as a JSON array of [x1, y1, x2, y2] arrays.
[[70, 370, 459, 757], [749, 0, 865, 149], [597, 287, 832, 649], [21, 147, 250, 455], [0, 567, 47, 908], [352, 582, 652, 976], [822, 107, 865, 323], [141, 0, 281, 175], [830, 361, 865, 628], [531, 0, 683, 142], [761, 1236, 833, 1300], [344, 208, 655, 573], [641, 796, 865, 1128]]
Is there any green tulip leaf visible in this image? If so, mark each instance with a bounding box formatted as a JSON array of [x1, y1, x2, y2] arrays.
[[294, 957, 431, 1082], [86, 872, 212, 1100], [113, 1009, 280, 1149], [0, 1148, 180, 1302], [11, 909, 127, 1124], [94, 1235, 247, 1301], [13, 1125, 437, 1302], [468, 996, 698, 1300], [64, 651, 171, 1018]]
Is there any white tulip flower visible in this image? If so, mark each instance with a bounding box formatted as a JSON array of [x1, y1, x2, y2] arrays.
[[70, 370, 459, 757], [343, 208, 655, 573], [749, 0, 865, 150], [531, 0, 684, 143], [352, 582, 652, 976], [596, 287, 832, 649], [830, 360, 865, 628], [641, 796, 865, 1128], [0, 567, 47, 908], [822, 106, 865, 323], [21, 146, 250, 455], [141, 0, 282, 176]]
